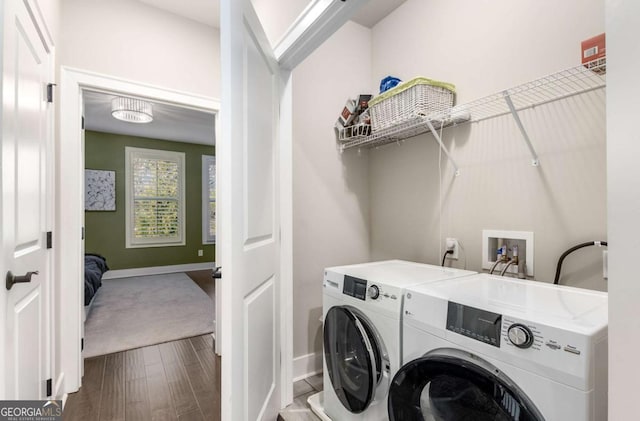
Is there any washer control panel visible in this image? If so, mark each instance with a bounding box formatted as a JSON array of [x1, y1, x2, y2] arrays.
[[445, 304, 589, 364], [446, 302, 502, 347], [501, 317, 588, 359], [337, 275, 399, 304], [342, 275, 367, 300]]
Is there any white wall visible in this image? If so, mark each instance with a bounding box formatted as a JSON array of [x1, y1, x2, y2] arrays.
[[606, 0, 640, 417], [369, 0, 607, 290], [57, 0, 219, 394], [60, 0, 220, 98], [292, 21, 372, 365], [371, 0, 604, 103]]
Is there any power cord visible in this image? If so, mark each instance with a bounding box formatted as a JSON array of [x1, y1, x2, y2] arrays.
[[553, 241, 608, 284], [441, 249, 454, 267]]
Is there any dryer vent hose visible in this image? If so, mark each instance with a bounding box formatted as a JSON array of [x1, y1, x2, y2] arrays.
[[553, 241, 608, 285]]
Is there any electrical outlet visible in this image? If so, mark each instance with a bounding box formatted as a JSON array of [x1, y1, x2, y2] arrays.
[[198, 249, 203, 257], [446, 238, 459, 260]]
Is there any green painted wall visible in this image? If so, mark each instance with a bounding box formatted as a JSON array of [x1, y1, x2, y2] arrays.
[[84, 131, 215, 270]]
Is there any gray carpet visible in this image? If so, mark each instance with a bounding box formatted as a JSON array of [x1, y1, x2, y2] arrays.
[[84, 272, 214, 357]]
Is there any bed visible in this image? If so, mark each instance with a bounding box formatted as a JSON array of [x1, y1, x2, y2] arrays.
[[85, 253, 109, 306]]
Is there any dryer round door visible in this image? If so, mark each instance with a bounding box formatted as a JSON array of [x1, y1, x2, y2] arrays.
[[324, 305, 384, 414], [388, 348, 546, 421]]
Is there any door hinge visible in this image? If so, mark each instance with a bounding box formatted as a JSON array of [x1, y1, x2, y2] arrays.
[[46, 231, 52, 249], [46, 378, 52, 397], [46, 83, 56, 103], [81, 338, 84, 351], [81, 116, 85, 130], [81, 227, 85, 240]]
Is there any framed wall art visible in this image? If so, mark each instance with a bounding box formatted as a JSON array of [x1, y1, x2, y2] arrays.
[[85, 169, 116, 211]]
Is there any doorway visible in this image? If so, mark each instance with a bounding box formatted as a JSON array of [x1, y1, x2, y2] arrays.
[[80, 89, 216, 359], [58, 69, 221, 395]]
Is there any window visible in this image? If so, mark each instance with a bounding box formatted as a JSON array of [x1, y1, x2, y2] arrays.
[[125, 147, 185, 248], [202, 155, 216, 244]]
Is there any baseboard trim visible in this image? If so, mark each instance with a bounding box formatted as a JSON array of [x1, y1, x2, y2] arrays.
[[293, 352, 322, 382], [102, 262, 216, 280]]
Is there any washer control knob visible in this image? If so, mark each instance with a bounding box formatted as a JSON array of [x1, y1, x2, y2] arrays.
[[367, 285, 380, 300], [508, 324, 534, 349]]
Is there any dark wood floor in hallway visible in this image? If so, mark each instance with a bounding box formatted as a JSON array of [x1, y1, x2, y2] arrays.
[[63, 334, 221, 421]]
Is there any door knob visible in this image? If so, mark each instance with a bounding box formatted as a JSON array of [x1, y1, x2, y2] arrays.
[[6, 270, 39, 290], [213, 267, 222, 279]]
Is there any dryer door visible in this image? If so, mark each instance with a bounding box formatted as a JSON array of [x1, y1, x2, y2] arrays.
[[388, 348, 546, 421], [324, 305, 382, 413]]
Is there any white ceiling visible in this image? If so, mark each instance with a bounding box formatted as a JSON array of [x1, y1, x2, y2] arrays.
[[136, 0, 406, 29], [83, 91, 216, 145], [351, 0, 407, 28]]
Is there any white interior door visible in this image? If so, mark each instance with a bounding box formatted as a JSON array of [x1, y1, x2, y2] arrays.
[[220, 0, 283, 419], [1, 0, 53, 399]]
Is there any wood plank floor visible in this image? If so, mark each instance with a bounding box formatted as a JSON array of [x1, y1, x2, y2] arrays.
[[63, 335, 221, 421]]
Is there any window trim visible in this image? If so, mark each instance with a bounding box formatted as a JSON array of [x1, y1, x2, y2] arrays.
[[125, 146, 186, 248], [202, 155, 216, 244]]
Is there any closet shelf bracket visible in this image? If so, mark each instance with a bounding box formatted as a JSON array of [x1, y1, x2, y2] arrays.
[[503, 91, 540, 167], [424, 119, 460, 176]]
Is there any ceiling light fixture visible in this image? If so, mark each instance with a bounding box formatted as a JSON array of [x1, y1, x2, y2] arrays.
[[111, 97, 153, 123]]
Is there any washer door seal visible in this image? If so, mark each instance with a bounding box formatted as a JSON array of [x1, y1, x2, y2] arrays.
[[388, 348, 546, 421]]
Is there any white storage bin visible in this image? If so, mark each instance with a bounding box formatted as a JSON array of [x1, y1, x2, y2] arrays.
[[368, 77, 455, 132]]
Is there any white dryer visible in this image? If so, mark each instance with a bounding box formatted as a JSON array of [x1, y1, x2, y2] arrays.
[[389, 274, 608, 421], [322, 260, 476, 421]]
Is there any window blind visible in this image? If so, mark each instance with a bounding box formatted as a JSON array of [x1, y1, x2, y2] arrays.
[[133, 157, 180, 239], [208, 159, 216, 238], [125, 147, 185, 248]]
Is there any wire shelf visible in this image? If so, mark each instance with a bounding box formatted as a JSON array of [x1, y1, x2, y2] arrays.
[[338, 116, 450, 150], [443, 58, 606, 124], [339, 58, 606, 153]]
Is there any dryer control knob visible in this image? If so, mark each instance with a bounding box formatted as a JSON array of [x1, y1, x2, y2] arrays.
[[508, 324, 534, 349], [367, 285, 380, 300]]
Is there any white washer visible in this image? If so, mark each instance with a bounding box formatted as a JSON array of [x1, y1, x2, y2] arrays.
[[389, 274, 608, 421], [322, 260, 476, 421]]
